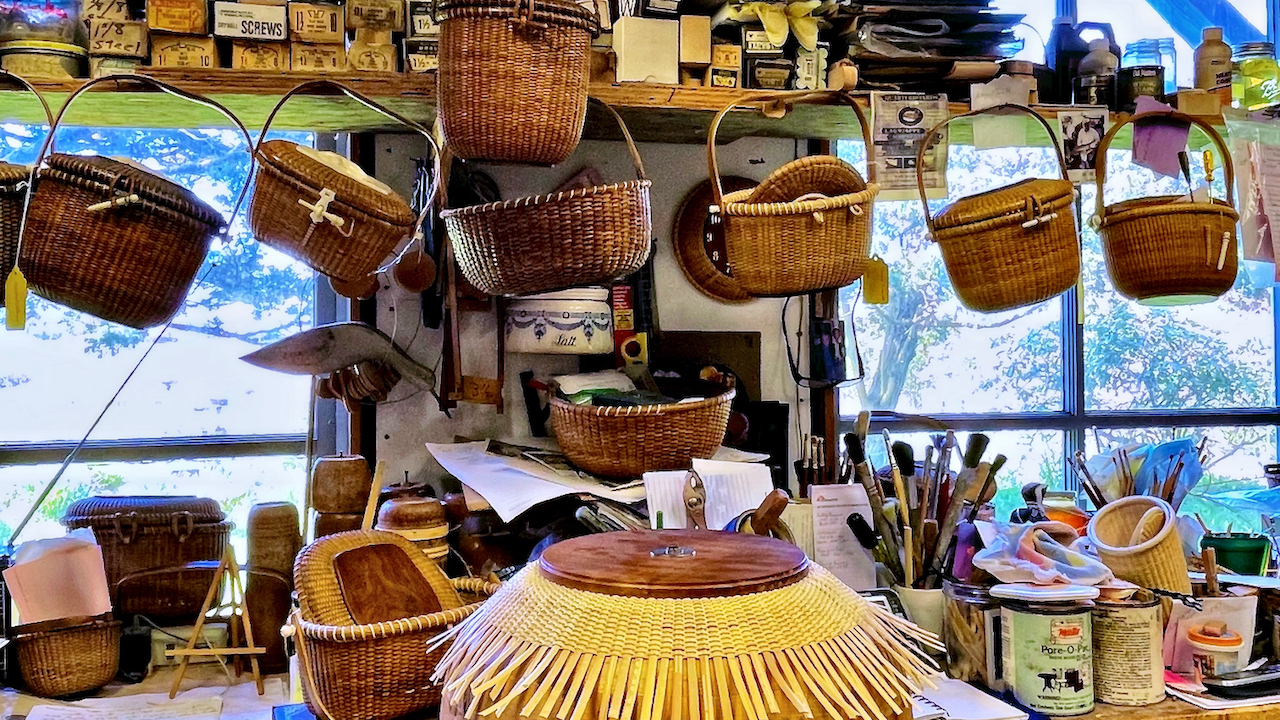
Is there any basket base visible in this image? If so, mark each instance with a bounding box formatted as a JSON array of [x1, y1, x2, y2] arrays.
[[1137, 293, 1220, 307]]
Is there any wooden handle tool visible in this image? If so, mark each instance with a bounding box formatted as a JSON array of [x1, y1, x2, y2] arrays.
[[1203, 547, 1220, 597], [750, 489, 790, 537]]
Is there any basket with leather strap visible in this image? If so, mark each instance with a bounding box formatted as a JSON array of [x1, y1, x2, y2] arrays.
[[13, 613, 121, 698], [549, 377, 734, 478], [18, 75, 250, 329], [249, 81, 441, 284], [917, 104, 1080, 313], [438, 0, 598, 165], [1095, 111, 1238, 305], [0, 71, 48, 307], [443, 98, 651, 297], [709, 91, 879, 297]]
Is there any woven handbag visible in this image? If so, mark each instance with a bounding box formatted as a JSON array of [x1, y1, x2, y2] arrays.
[[917, 104, 1080, 313], [0, 71, 50, 308], [438, 0, 598, 165], [19, 75, 251, 329], [1095, 111, 1238, 305], [443, 98, 651, 297], [249, 81, 440, 284], [709, 91, 879, 297]]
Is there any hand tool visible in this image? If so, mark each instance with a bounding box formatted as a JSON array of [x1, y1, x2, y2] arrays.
[[749, 489, 790, 536], [848, 433, 904, 581], [683, 470, 707, 530], [929, 440, 987, 582]]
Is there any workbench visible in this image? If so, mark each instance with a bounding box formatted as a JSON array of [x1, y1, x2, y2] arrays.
[[1083, 698, 1280, 719]]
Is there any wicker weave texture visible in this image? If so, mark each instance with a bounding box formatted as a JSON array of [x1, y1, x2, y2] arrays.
[[21, 155, 219, 329], [0, 164, 29, 305], [1087, 497, 1191, 596], [15, 617, 121, 698], [1100, 198, 1238, 302], [88, 522, 229, 620], [438, 0, 595, 165]]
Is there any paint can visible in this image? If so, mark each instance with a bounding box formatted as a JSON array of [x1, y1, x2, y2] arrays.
[[1092, 590, 1165, 706], [1117, 65, 1165, 111], [1000, 601, 1094, 716]]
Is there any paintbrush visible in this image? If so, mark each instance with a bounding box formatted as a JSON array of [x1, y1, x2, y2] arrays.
[[893, 441, 920, 531], [883, 430, 910, 533], [969, 454, 1006, 519], [848, 433, 904, 581], [855, 410, 871, 443], [929, 440, 987, 583], [932, 430, 957, 521]]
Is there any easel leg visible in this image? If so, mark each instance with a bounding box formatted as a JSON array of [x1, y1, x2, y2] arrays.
[[170, 548, 231, 699], [229, 554, 265, 696]]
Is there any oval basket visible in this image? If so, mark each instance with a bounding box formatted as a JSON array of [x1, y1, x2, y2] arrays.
[[438, 0, 598, 165], [549, 380, 735, 478], [14, 614, 121, 698], [917, 103, 1080, 313], [709, 91, 878, 297], [443, 99, 651, 297], [1095, 111, 1238, 305]]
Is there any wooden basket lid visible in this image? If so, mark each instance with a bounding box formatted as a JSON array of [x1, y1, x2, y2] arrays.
[[747, 155, 866, 204], [537, 529, 809, 598], [42, 155, 222, 228], [62, 495, 226, 527], [256, 140, 416, 227], [932, 177, 1075, 232], [439, 0, 599, 33], [672, 176, 755, 304]]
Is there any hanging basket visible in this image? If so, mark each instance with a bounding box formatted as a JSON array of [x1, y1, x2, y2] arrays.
[[18, 75, 248, 329], [249, 80, 441, 283], [709, 91, 879, 298], [917, 103, 1080, 313], [438, 0, 598, 165], [0, 70, 48, 308], [443, 98, 651, 297], [1095, 111, 1238, 305]]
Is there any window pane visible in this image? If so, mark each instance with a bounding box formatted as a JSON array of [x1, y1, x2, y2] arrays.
[[993, 0, 1056, 63], [1083, 152, 1276, 411], [0, 456, 305, 558], [838, 143, 1064, 416], [0, 127, 316, 442]]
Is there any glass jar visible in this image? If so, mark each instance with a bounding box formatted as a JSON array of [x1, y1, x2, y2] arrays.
[[0, 0, 85, 47], [1124, 39, 1176, 94], [1233, 41, 1280, 110], [943, 581, 998, 685], [1158, 37, 1177, 94]]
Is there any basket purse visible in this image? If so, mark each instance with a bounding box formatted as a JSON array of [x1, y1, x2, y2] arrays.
[[443, 98, 651, 297], [708, 91, 879, 297], [438, 0, 599, 165], [249, 81, 440, 286], [1095, 110, 1238, 305], [0, 70, 51, 307], [916, 104, 1080, 313], [18, 75, 250, 329]]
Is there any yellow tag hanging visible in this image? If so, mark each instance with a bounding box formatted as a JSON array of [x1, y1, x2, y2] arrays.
[[863, 256, 890, 305], [5, 267, 27, 331]]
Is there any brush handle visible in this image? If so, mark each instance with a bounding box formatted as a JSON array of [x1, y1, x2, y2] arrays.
[[962, 433, 989, 469]]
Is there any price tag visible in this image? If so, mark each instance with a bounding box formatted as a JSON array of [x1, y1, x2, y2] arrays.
[[5, 267, 27, 331], [89, 19, 148, 58], [862, 256, 889, 305]]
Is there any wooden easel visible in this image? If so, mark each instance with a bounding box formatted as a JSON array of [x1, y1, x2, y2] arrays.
[[166, 546, 266, 699]]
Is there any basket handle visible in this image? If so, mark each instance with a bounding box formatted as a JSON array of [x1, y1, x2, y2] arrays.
[[914, 103, 1069, 234], [1093, 110, 1236, 220], [0, 70, 54, 277], [252, 80, 443, 273], [589, 96, 646, 182], [707, 90, 874, 209]]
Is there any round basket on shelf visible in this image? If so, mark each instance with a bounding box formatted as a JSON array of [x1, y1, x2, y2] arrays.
[[13, 613, 121, 698]]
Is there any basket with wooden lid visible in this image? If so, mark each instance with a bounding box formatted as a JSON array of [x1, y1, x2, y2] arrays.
[[1094, 110, 1238, 305], [433, 530, 939, 720], [917, 103, 1080, 313], [249, 80, 440, 286]]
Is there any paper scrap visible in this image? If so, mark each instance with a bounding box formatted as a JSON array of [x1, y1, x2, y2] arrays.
[[644, 460, 774, 530], [1132, 96, 1189, 179], [970, 75, 1033, 149], [4, 529, 111, 624], [27, 698, 223, 720], [809, 483, 876, 590]]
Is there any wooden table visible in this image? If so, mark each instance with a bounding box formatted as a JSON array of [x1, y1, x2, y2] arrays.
[[1082, 698, 1280, 719]]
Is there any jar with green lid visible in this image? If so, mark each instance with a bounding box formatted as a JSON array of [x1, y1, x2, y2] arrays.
[[1233, 41, 1279, 110], [943, 581, 999, 686]]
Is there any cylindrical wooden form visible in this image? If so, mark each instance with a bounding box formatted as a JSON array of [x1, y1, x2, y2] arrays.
[[310, 454, 373, 514], [313, 511, 363, 538], [246, 502, 301, 674]]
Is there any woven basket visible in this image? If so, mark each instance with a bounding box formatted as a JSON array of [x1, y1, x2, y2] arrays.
[[1096, 111, 1238, 305], [249, 81, 440, 283], [293, 530, 501, 720], [917, 104, 1080, 313], [14, 614, 121, 698], [1087, 496, 1190, 617], [443, 99, 651, 297], [0, 162, 28, 306], [438, 0, 598, 165], [709, 91, 879, 297], [18, 76, 249, 329], [549, 379, 734, 478]]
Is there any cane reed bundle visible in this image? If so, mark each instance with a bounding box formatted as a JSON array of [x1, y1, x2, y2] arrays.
[[434, 531, 940, 720]]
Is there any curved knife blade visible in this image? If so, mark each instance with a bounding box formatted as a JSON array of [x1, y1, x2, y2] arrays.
[[240, 322, 436, 391]]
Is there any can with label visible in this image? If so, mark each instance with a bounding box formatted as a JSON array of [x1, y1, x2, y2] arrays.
[[1001, 601, 1094, 716], [1118, 65, 1165, 111], [1092, 590, 1164, 705]]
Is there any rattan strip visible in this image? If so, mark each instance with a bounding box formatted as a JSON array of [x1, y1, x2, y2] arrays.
[[37, 167, 217, 232], [1102, 198, 1239, 225], [434, 566, 941, 720], [550, 385, 731, 419], [722, 184, 880, 216]]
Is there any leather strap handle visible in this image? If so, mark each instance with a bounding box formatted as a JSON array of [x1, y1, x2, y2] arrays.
[[1093, 109, 1235, 219], [914, 103, 1069, 234], [707, 90, 874, 209]]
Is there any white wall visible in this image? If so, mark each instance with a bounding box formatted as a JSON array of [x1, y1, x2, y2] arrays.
[[373, 134, 809, 493]]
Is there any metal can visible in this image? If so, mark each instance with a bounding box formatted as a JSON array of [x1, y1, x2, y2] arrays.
[[1074, 74, 1117, 110], [1001, 600, 1094, 716], [1092, 590, 1164, 706], [1118, 66, 1165, 112], [943, 581, 1000, 687]]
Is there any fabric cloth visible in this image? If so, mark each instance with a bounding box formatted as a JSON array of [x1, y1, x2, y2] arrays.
[[973, 521, 1114, 585]]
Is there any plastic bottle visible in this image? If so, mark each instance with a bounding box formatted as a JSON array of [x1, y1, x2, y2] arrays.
[[1078, 38, 1118, 76], [1196, 27, 1233, 103]]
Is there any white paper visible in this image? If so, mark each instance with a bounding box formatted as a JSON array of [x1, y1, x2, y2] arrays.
[[871, 92, 950, 200], [27, 698, 223, 720], [1167, 687, 1280, 710], [970, 76, 1033, 150], [1164, 594, 1258, 673], [781, 502, 814, 558], [4, 529, 112, 624], [644, 460, 774, 530], [809, 484, 876, 590], [426, 442, 646, 522], [710, 446, 770, 463], [915, 677, 1028, 720]]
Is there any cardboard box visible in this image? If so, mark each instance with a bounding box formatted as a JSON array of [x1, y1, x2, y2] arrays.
[[705, 64, 738, 88], [231, 39, 288, 68], [403, 37, 437, 72], [147, 0, 208, 34], [88, 18, 148, 58], [348, 33, 396, 70], [346, 0, 403, 32], [89, 55, 141, 77], [678, 15, 709, 67], [82, 0, 131, 24], [214, 1, 288, 40], [639, 0, 676, 17], [289, 2, 342, 43], [746, 55, 791, 89], [742, 26, 782, 55], [151, 34, 219, 66], [612, 16, 677, 84], [709, 42, 740, 69], [792, 42, 827, 90], [291, 41, 346, 70], [1173, 89, 1223, 117], [407, 0, 438, 36]]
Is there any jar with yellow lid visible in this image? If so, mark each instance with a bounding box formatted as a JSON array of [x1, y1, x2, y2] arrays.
[[1232, 41, 1280, 110]]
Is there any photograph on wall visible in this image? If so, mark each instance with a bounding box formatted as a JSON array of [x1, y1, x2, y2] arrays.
[[1058, 109, 1108, 183]]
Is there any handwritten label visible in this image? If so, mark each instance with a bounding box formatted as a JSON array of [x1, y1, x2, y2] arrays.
[[82, 0, 129, 22], [89, 19, 148, 58]]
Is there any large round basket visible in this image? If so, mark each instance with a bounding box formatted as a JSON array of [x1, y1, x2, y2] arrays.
[[438, 0, 598, 165], [709, 91, 879, 297], [14, 614, 121, 698], [443, 99, 651, 297], [549, 380, 734, 478], [1095, 111, 1238, 305], [917, 104, 1080, 313]]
